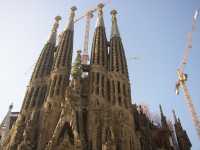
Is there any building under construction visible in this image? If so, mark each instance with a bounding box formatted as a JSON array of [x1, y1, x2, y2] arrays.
[[0, 4, 192, 150]]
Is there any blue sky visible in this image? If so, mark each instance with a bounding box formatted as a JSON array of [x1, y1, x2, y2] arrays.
[[0, 0, 199, 149]]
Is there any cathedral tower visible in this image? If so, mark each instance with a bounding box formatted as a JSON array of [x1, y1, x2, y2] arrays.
[[89, 3, 108, 106], [87, 4, 109, 150], [39, 7, 77, 150], [3, 16, 61, 150], [108, 9, 131, 108], [106, 9, 138, 150], [87, 6, 138, 150]]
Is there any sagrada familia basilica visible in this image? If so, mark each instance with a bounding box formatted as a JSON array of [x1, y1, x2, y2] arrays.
[[0, 3, 192, 150]]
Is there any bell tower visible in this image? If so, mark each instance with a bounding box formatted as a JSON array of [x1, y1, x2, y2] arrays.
[[108, 10, 131, 109], [4, 16, 61, 150], [39, 6, 77, 150]]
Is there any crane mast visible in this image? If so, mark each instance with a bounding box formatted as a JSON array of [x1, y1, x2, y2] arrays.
[[176, 9, 200, 139], [81, 11, 94, 65], [74, 0, 111, 65]]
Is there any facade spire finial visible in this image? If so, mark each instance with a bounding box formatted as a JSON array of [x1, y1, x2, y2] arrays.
[[96, 3, 105, 27], [65, 6, 77, 31], [48, 15, 61, 44], [71, 50, 82, 79], [159, 104, 164, 116], [9, 103, 13, 111], [111, 9, 120, 38], [172, 109, 178, 123], [159, 104, 168, 128]]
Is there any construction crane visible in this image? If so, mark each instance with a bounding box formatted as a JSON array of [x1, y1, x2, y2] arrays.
[[74, 0, 111, 65], [175, 9, 200, 139], [75, 10, 95, 65]]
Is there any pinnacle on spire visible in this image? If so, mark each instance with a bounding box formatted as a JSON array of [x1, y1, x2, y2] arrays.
[[159, 104, 168, 128], [178, 118, 181, 123], [71, 50, 82, 79], [96, 3, 105, 27], [65, 6, 77, 31], [159, 104, 164, 117], [48, 16, 62, 44], [9, 103, 14, 110], [111, 9, 120, 38], [172, 109, 178, 123]]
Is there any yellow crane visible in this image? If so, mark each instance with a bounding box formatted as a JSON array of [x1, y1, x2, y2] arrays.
[[175, 9, 200, 139]]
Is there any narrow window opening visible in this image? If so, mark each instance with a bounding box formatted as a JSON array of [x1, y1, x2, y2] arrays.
[[96, 72, 100, 85], [97, 36, 100, 64], [118, 81, 121, 94], [96, 86, 99, 95], [91, 72, 95, 93], [107, 80, 111, 102], [50, 76, 57, 97], [123, 84, 126, 96], [102, 75, 104, 97], [119, 97, 122, 106], [112, 80, 115, 105]]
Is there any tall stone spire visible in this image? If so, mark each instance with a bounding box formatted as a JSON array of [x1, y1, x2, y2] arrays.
[[53, 6, 76, 71], [90, 3, 107, 66], [39, 7, 77, 150], [22, 15, 61, 111], [87, 3, 109, 150], [159, 104, 164, 116], [172, 109, 178, 123], [65, 6, 76, 31], [89, 3, 108, 97], [30, 15, 61, 82], [159, 104, 168, 128], [18, 16, 61, 150], [3, 16, 61, 150], [109, 10, 128, 76], [104, 10, 138, 150], [108, 10, 131, 108], [48, 16, 62, 45], [96, 3, 105, 27], [111, 10, 120, 38]]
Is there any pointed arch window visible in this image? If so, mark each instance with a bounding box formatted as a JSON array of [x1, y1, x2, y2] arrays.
[[107, 79, 111, 102], [102, 75, 105, 97]]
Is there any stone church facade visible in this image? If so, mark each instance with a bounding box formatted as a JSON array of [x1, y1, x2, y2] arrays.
[[1, 4, 191, 150]]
